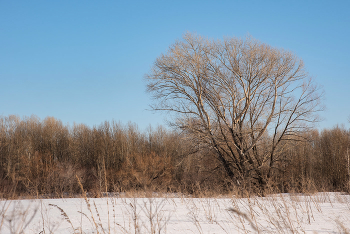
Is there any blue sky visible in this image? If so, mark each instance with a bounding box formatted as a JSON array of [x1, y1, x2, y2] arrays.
[[1, 1, 349, 130]]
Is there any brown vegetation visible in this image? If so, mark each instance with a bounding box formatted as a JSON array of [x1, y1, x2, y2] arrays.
[[0, 115, 349, 198]]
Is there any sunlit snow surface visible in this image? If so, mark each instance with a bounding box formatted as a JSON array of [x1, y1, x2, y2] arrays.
[[1, 193, 350, 233]]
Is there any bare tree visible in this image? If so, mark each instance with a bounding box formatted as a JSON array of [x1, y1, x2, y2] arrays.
[[146, 33, 323, 190]]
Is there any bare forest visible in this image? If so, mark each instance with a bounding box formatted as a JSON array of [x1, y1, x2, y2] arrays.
[[0, 115, 349, 198]]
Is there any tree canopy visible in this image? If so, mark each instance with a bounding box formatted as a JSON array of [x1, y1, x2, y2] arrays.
[[146, 33, 323, 190]]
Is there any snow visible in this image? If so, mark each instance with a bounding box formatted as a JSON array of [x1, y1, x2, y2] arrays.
[[1, 192, 350, 233]]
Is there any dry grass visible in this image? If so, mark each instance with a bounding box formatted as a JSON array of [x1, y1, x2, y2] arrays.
[[1, 191, 350, 233]]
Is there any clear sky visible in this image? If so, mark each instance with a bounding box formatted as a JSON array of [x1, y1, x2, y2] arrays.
[[1, 1, 349, 130]]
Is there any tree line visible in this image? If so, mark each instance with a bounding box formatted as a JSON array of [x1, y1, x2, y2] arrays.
[[0, 115, 349, 198]]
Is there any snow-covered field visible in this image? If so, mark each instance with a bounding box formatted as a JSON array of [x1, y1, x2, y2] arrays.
[[1, 193, 350, 233]]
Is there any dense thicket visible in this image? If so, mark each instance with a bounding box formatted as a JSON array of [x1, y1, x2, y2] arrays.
[[0, 115, 349, 198]]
